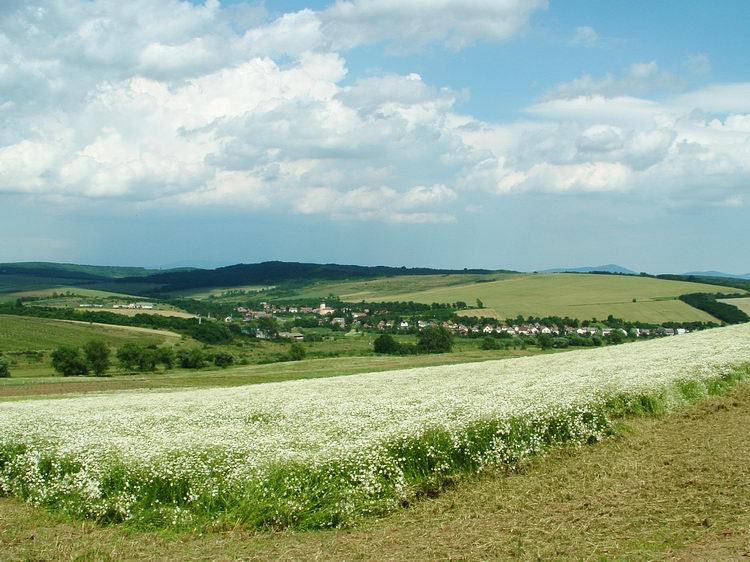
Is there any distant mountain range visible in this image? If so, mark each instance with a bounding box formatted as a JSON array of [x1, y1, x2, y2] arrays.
[[682, 271, 750, 280], [541, 264, 638, 275]]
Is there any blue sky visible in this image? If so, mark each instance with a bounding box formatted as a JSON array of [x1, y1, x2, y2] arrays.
[[1, 1, 749, 273]]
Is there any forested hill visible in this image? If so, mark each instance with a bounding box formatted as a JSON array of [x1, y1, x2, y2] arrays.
[[0, 262, 192, 280], [122, 261, 506, 292]]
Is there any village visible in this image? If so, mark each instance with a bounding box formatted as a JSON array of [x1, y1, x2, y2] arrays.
[[234, 301, 693, 341]]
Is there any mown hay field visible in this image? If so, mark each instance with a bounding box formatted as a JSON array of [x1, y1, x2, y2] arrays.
[[720, 297, 750, 316], [1, 324, 749, 531], [303, 273, 740, 322]]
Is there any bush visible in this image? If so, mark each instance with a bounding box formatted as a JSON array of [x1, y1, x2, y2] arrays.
[[289, 342, 306, 361], [417, 326, 453, 354], [481, 337, 501, 350], [213, 351, 235, 368], [177, 348, 207, 369], [374, 334, 400, 354], [0, 359, 9, 378], [551, 337, 569, 348], [51, 346, 89, 377], [83, 340, 110, 377], [606, 330, 627, 345], [154, 347, 176, 370], [117, 343, 155, 372], [190, 322, 234, 344]]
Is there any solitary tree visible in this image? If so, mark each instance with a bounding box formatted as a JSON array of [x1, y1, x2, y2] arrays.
[[0, 358, 10, 378], [51, 346, 89, 377], [83, 340, 110, 376]]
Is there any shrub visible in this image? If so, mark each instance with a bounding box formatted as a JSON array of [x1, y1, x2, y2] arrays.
[[0, 358, 10, 378], [289, 342, 306, 361], [51, 346, 89, 377], [481, 337, 501, 350], [154, 347, 176, 370], [190, 322, 234, 344], [551, 337, 569, 349], [177, 348, 206, 369], [374, 334, 400, 354], [213, 351, 235, 368], [117, 343, 155, 372], [83, 340, 111, 377]]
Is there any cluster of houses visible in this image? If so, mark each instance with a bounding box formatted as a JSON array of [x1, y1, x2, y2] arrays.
[[112, 302, 155, 310], [237, 302, 325, 318], [235, 302, 691, 340], [80, 302, 156, 310]]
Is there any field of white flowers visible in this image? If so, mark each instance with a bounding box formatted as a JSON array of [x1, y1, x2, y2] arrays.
[[1, 324, 749, 529]]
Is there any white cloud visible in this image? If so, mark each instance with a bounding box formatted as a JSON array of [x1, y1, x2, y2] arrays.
[[294, 184, 457, 223], [684, 53, 711, 76], [322, 0, 547, 50], [544, 61, 684, 100], [572, 26, 597, 45], [0, 1, 748, 224]]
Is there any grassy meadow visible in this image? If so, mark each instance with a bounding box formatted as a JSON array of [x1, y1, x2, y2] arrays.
[[0, 287, 145, 302], [296, 273, 740, 322], [0, 315, 175, 353]]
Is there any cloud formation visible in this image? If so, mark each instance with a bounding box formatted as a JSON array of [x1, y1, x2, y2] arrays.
[[1, 0, 748, 229]]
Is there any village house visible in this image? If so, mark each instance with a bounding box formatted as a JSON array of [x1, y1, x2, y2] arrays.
[[316, 303, 335, 316], [278, 331, 304, 341]]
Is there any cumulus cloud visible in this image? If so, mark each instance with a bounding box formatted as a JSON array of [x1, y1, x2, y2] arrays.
[[0, 0, 748, 225]]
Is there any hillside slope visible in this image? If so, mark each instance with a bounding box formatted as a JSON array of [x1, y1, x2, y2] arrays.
[[321, 273, 742, 322]]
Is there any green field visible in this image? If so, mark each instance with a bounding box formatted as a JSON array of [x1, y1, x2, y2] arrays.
[[173, 285, 273, 299], [0, 315, 175, 353], [297, 273, 740, 322], [0, 286, 147, 303], [291, 273, 516, 301]]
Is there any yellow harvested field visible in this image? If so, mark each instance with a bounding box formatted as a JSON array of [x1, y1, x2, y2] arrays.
[[328, 273, 741, 322], [719, 297, 750, 316]]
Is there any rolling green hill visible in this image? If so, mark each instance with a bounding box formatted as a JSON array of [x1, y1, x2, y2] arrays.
[[0, 315, 175, 352], [299, 273, 742, 323]]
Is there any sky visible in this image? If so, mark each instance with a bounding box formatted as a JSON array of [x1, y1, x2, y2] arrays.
[[1, 0, 749, 273]]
